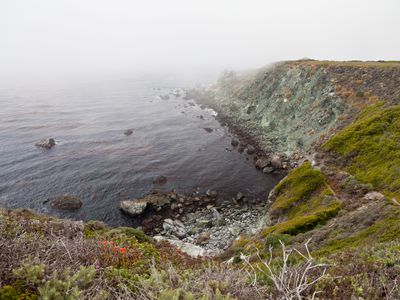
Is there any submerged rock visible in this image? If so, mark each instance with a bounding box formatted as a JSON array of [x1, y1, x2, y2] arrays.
[[35, 138, 56, 149], [52, 195, 82, 210], [153, 176, 167, 185], [203, 127, 213, 133]]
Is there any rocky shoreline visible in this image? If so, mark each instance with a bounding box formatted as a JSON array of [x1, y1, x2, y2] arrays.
[[119, 188, 270, 256], [113, 87, 297, 256]]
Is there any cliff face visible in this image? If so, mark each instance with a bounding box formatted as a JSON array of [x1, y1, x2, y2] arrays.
[[211, 60, 400, 155]]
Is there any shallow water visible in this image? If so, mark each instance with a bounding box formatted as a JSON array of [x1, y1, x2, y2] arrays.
[[0, 75, 283, 226]]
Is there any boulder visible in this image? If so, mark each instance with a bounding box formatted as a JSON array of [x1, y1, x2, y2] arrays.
[[162, 219, 187, 239], [231, 139, 239, 147], [255, 157, 271, 169], [154, 236, 207, 257], [263, 167, 274, 174], [236, 192, 244, 201], [206, 190, 218, 198], [35, 138, 56, 149], [52, 195, 82, 210], [246, 146, 256, 155], [363, 191, 385, 201], [120, 199, 148, 216], [124, 129, 133, 136], [271, 155, 283, 169]]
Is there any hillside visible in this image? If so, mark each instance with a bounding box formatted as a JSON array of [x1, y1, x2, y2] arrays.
[[2, 60, 400, 299]]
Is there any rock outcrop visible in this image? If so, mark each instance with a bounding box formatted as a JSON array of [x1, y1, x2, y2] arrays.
[[35, 138, 56, 149], [51, 195, 82, 210]]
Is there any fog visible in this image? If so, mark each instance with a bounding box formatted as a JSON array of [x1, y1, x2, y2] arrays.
[[0, 0, 399, 84]]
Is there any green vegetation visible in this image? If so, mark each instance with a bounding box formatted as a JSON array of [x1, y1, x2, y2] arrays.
[[271, 162, 327, 215], [316, 210, 400, 256], [261, 162, 340, 237], [324, 103, 400, 198]]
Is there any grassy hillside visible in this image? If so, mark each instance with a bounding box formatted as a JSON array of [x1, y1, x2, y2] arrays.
[[324, 103, 400, 199]]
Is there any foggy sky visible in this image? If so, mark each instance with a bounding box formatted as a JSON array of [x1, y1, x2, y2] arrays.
[[0, 0, 399, 83]]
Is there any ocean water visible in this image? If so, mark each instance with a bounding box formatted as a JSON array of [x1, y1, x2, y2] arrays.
[[0, 74, 282, 226]]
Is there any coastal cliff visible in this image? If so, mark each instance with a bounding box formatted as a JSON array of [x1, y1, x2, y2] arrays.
[[199, 60, 400, 157], [2, 60, 400, 299]]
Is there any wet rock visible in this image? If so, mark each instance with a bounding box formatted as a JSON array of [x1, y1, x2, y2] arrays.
[[35, 138, 56, 149], [255, 157, 271, 169], [263, 167, 274, 174], [231, 139, 239, 147], [121, 192, 170, 217], [52, 195, 82, 210], [153, 176, 167, 185], [236, 192, 244, 201], [246, 145, 256, 155], [124, 129, 133, 136], [142, 215, 163, 233], [120, 199, 148, 216], [206, 190, 218, 198], [271, 155, 283, 169]]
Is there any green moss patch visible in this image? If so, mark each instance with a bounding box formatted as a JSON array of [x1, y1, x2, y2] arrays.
[[271, 162, 327, 216], [262, 162, 340, 237], [324, 103, 400, 198]]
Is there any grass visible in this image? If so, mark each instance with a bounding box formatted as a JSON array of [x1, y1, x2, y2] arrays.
[[315, 210, 400, 256], [270, 161, 327, 215], [265, 162, 340, 237], [324, 103, 400, 199]]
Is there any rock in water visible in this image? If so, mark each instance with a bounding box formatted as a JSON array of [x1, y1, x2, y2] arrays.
[[246, 146, 255, 155], [231, 139, 239, 147], [263, 167, 274, 174], [255, 157, 271, 169], [35, 138, 56, 149], [153, 176, 167, 185], [236, 192, 244, 201], [52, 195, 82, 210], [120, 199, 148, 216], [206, 190, 218, 198], [124, 129, 133, 136]]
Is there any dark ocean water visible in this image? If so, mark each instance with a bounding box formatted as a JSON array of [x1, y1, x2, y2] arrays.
[[0, 75, 282, 226]]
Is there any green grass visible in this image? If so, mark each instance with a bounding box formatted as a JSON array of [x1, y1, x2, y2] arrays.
[[315, 210, 400, 256], [261, 162, 340, 237], [324, 103, 400, 198], [271, 161, 327, 215], [262, 202, 340, 236]]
